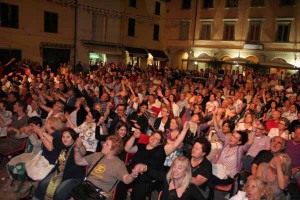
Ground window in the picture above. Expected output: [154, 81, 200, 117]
[128, 18, 135, 36]
[223, 22, 235, 40]
[247, 21, 262, 42]
[0, 48, 21, 64]
[179, 20, 190, 40]
[280, 0, 294, 6]
[226, 0, 238, 8]
[155, 2, 161, 15]
[0, 3, 18, 28]
[200, 23, 211, 40]
[203, 0, 213, 8]
[182, 0, 191, 9]
[251, 0, 264, 7]
[129, 0, 136, 7]
[153, 24, 159, 40]
[44, 12, 58, 33]
[275, 22, 291, 42]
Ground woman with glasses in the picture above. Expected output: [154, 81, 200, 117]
[268, 117, 290, 140]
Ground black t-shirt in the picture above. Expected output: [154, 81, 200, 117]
[252, 150, 274, 166]
[131, 144, 166, 169]
[130, 144, 166, 182]
[163, 184, 205, 200]
[62, 148, 85, 181]
[191, 157, 212, 191]
[42, 130, 63, 164]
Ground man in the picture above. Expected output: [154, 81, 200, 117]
[282, 103, 298, 123]
[251, 136, 286, 175]
[285, 126, 300, 189]
[242, 122, 270, 171]
[265, 110, 281, 132]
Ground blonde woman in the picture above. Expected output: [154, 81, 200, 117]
[256, 153, 292, 200]
[136, 156, 205, 200]
[230, 176, 273, 200]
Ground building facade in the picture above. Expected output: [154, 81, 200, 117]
[165, 0, 300, 75]
[0, 0, 169, 71]
[0, 0, 74, 71]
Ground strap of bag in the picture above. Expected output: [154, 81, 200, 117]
[85, 154, 117, 192]
[86, 155, 104, 178]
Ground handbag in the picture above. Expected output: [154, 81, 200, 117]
[73, 180, 107, 200]
[72, 155, 118, 200]
[25, 150, 54, 181]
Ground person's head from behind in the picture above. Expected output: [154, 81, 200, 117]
[243, 176, 273, 200]
[167, 156, 191, 189]
[115, 121, 129, 138]
[28, 116, 43, 128]
[45, 117, 64, 133]
[229, 130, 248, 147]
[62, 128, 78, 147]
[192, 137, 211, 159]
[102, 135, 124, 156]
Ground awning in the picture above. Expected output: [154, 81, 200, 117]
[147, 49, 169, 61]
[82, 40, 123, 55]
[40, 42, 73, 49]
[124, 46, 148, 58]
[260, 61, 297, 70]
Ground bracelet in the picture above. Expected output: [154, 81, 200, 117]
[74, 148, 80, 152]
[130, 173, 138, 179]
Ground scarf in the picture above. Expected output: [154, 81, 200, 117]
[45, 145, 73, 200]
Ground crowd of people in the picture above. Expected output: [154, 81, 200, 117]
[0, 58, 300, 200]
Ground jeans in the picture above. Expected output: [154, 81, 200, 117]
[33, 172, 82, 200]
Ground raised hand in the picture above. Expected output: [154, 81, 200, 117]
[133, 129, 141, 139]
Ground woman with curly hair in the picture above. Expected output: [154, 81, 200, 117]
[230, 175, 274, 200]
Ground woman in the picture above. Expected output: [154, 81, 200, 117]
[190, 138, 212, 199]
[6, 117, 43, 195]
[66, 109, 101, 154]
[263, 100, 278, 121]
[152, 107, 171, 132]
[74, 135, 141, 198]
[164, 117, 183, 168]
[234, 74, 245, 89]
[236, 113, 254, 132]
[97, 121, 130, 161]
[136, 156, 205, 200]
[33, 128, 86, 200]
[118, 122, 190, 200]
[268, 117, 290, 140]
[168, 94, 180, 117]
[127, 102, 149, 133]
[256, 153, 292, 200]
[31, 117, 65, 164]
[230, 176, 273, 200]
